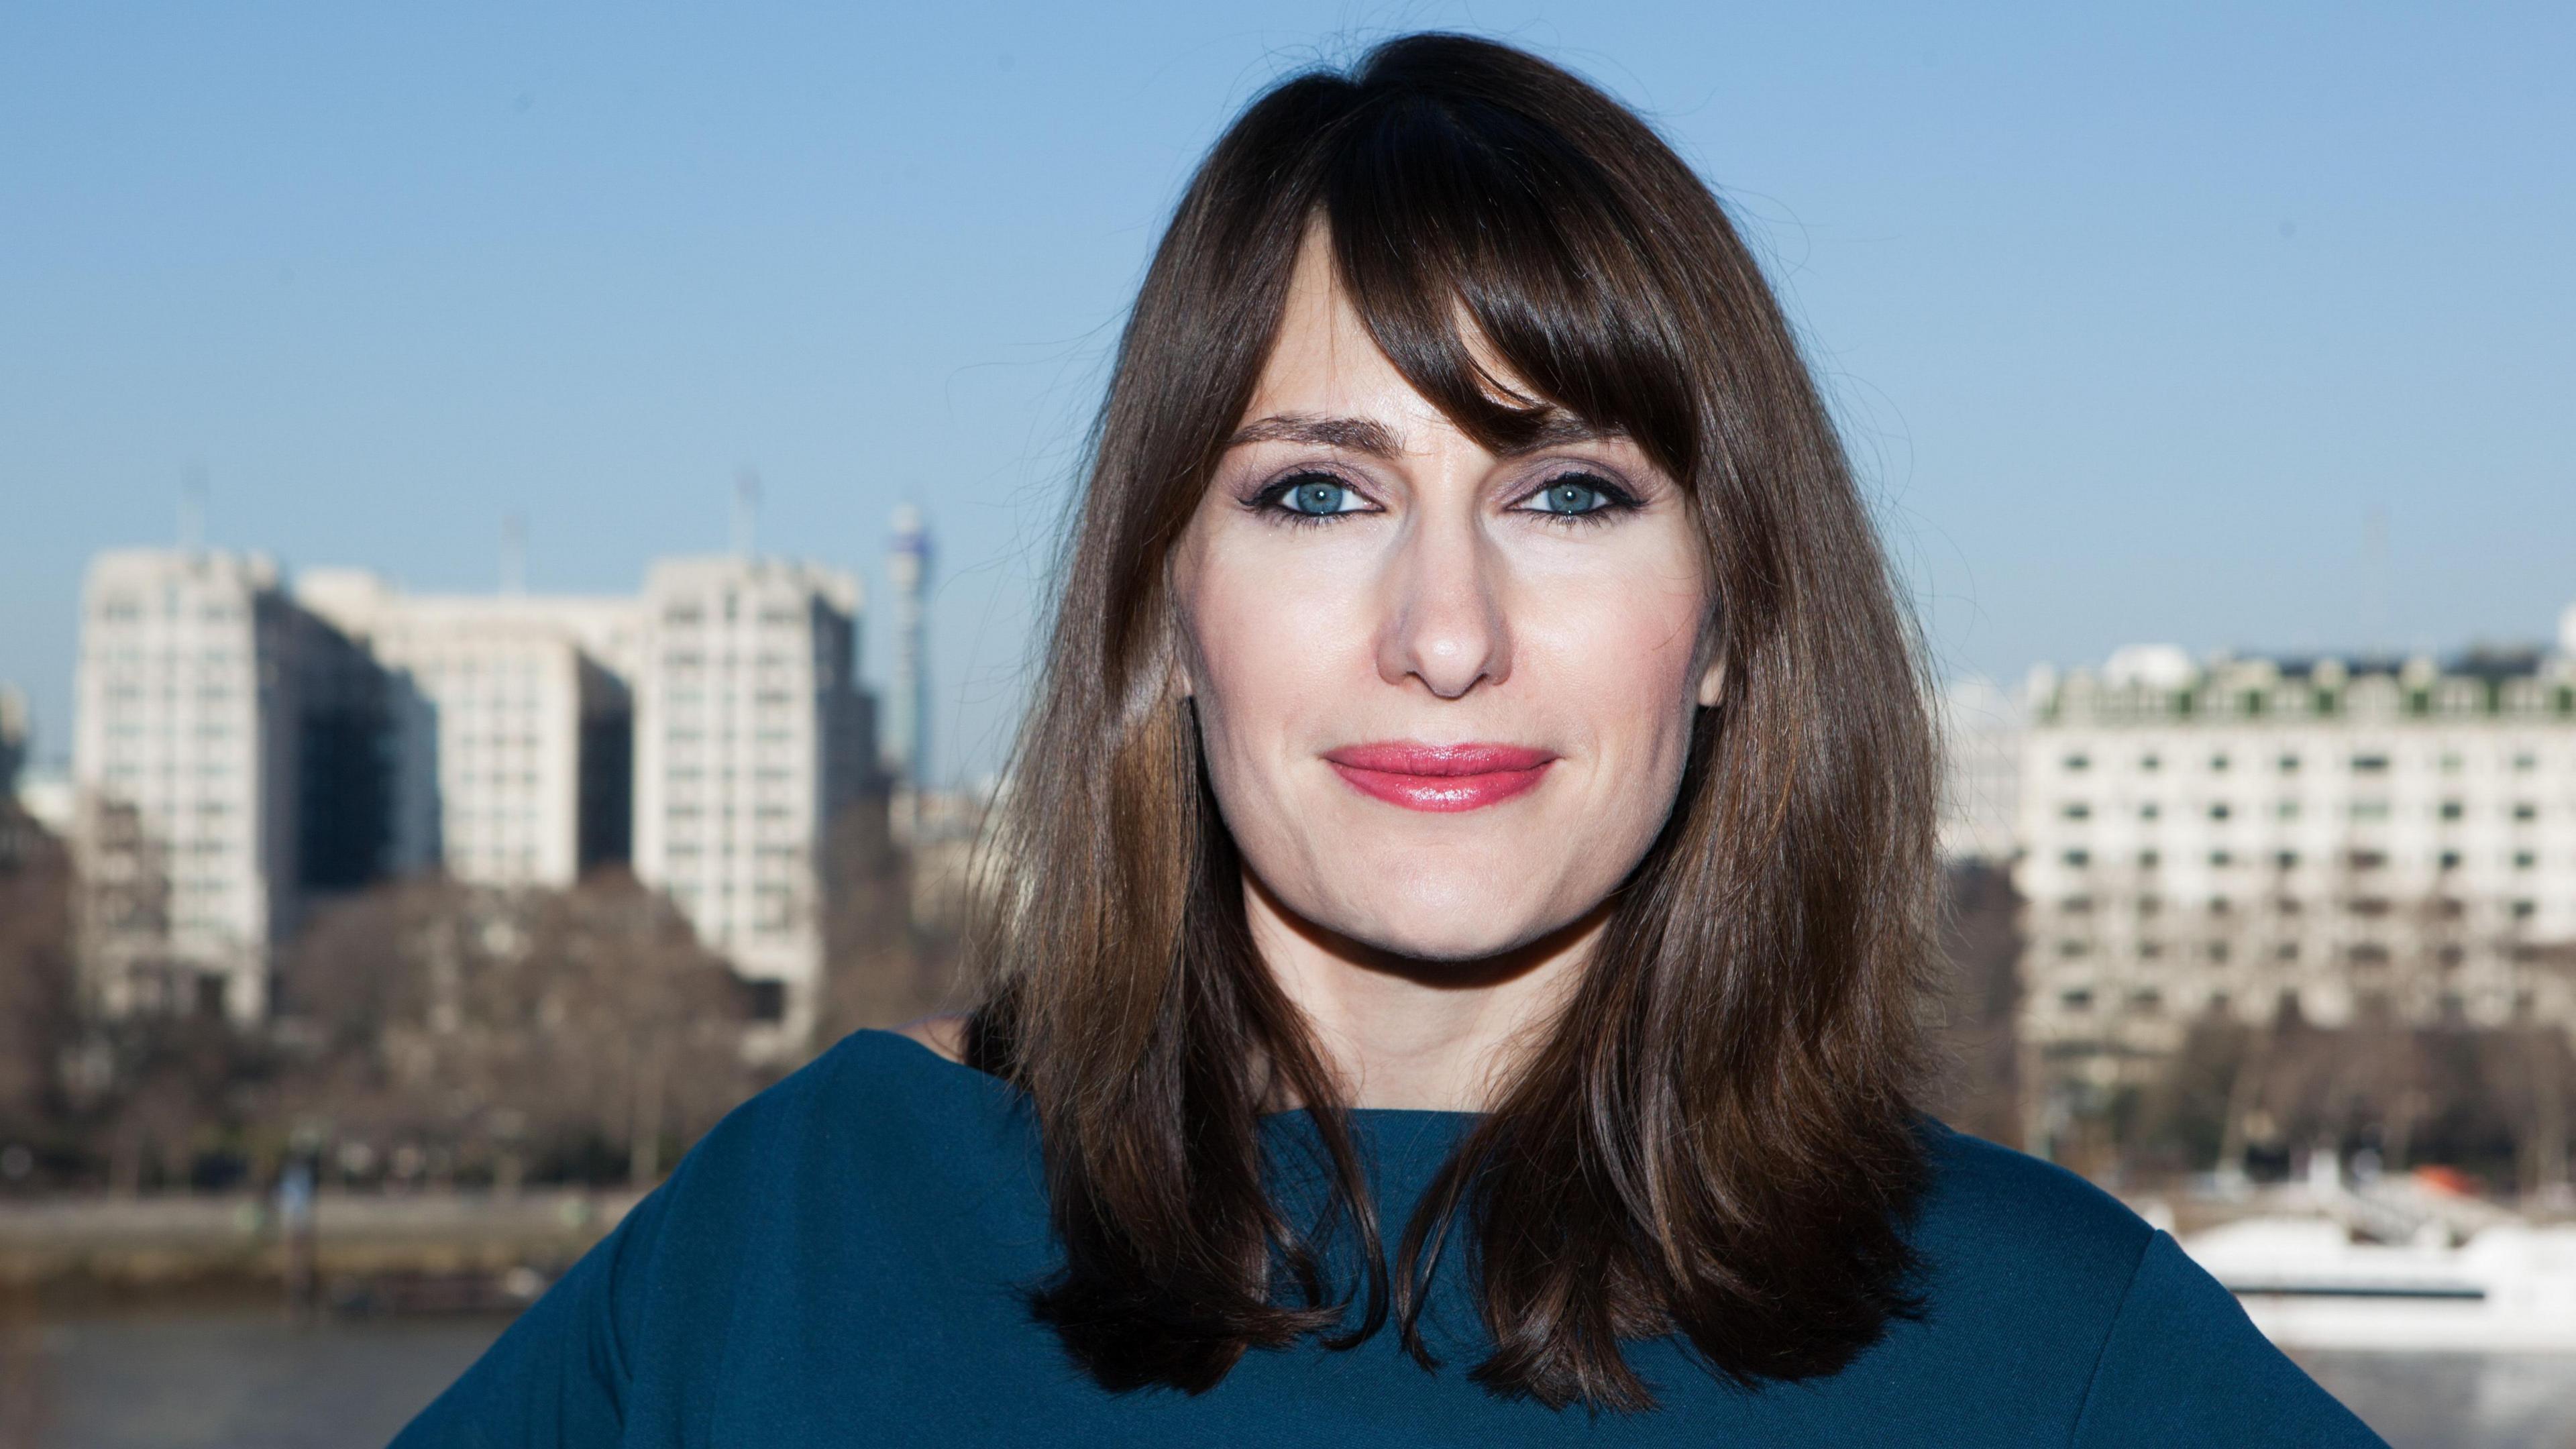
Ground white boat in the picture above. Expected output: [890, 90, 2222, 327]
[2180, 1216, 2576, 1353]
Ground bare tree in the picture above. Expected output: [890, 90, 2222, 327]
[0, 801, 76, 1143]
[818, 796, 956, 1042]
[276, 869, 753, 1188]
[1927, 860, 2023, 1146]
[515, 869, 751, 1185]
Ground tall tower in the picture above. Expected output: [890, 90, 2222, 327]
[884, 505, 932, 795]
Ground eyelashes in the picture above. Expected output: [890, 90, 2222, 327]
[1241, 468, 1644, 531]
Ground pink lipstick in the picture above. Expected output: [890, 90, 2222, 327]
[1322, 741, 1558, 813]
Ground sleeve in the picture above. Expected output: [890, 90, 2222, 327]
[386, 1181, 676, 1449]
[2069, 1230, 2389, 1448]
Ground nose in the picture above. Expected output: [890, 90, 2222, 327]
[1375, 507, 1511, 699]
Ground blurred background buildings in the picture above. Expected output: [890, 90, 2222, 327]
[56, 542, 884, 1053]
[1933, 602, 2576, 1197]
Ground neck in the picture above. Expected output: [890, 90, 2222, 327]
[1242, 869, 1601, 1112]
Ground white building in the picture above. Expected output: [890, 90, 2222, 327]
[68, 549, 305, 1021]
[2016, 639, 2576, 1092]
[631, 556, 875, 1047]
[295, 570, 643, 889]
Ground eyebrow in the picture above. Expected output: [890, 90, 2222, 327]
[1222, 411, 1619, 460]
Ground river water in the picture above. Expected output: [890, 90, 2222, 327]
[9, 1309, 2572, 1447]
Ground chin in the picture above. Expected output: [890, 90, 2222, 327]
[1326, 881, 1573, 963]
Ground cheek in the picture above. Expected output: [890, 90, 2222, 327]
[1524, 554, 1709, 747]
[1179, 541, 1365, 775]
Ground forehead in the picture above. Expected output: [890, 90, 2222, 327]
[1237, 226, 1572, 451]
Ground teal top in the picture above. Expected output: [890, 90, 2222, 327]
[394, 1028, 2385, 1446]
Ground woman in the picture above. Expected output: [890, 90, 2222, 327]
[398, 33, 2382, 1446]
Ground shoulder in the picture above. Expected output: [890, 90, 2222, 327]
[1904, 1124, 2384, 1446]
[1886, 1124, 2154, 1405]
[1912, 1120, 2155, 1280]
[600, 1026, 1034, 1299]
[892, 1012, 970, 1063]
[651, 1023, 1020, 1212]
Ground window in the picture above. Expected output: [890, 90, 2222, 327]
[2513, 802, 2538, 822]
[2347, 849, 2388, 871]
[2208, 850, 2233, 867]
[2205, 941, 2231, 962]
[2059, 989, 2094, 1012]
[2137, 849, 2160, 869]
[2139, 802, 2161, 821]
[2129, 989, 2163, 1014]
[2140, 753, 2161, 772]
[2277, 753, 2300, 773]
[2061, 802, 2092, 820]
[2063, 753, 2091, 773]
[2057, 938, 2090, 957]
[2061, 896, 2094, 914]
[2139, 940, 2165, 959]
[2273, 850, 2300, 870]
[2514, 752, 2538, 772]
[2208, 802, 2231, 820]
[2275, 800, 2300, 820]
[745, 978, 787, 1022]
[2274, 941, 2299, 961]
[2439, 849, 2461, 870]
[2210, 753, 2231, 772]
[2351, 753, 2390, 773]
[2440, 800, 2464, 822]
[2350, 800, 2391, 822]
[2512, 900, 2537, 920]
[2062, 849, 2091, 868]
[2515, 851, 2537, 870]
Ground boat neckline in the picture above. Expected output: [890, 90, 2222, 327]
[863, 1026, 1491, 1124]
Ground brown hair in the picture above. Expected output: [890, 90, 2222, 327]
[961, 31, 1940, 1411]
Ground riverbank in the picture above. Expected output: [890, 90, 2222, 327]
[0, 1189, 643, 1304]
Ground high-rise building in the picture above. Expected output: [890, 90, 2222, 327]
[66, 544, 882, 1052]
[632, 556, 875, 1048]
[883, 506, 932, 795]
[2015, 635, 2576, 1104]
[69, 549, 306, 1021]
[294, 570, 642, 889]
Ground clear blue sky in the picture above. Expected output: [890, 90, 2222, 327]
[5, 3, 2569, 785]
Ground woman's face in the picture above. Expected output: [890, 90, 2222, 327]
[1170, 231, 1721, 962]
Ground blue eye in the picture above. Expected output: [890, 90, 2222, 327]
[1525, 476, 1620, 516]
[1269, 474, 1365, 517]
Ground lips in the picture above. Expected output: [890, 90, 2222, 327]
[1321, 741, 1558, 813]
